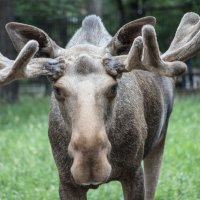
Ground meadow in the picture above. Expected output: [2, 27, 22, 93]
[0, 95, 200, 200]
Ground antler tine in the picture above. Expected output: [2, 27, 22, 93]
[10, 40, 39, 75]
[0, 40, 66, 86]
[142, 25, 161, 67]
[162, 12, 200, 62]
[0, 40, 38, 85]
[125, 36, 145, 71]
[141, 25, 186, 76]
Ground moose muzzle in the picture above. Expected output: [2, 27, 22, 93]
[68, 129, 111, 186]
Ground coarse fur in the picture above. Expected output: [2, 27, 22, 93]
[1, 13, 200, 200]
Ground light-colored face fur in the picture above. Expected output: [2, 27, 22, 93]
[53, 44, 117, 185]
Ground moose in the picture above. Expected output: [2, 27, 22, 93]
[1, 12, 200, 200]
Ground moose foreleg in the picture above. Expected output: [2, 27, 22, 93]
[143, 137, 166, 200]
[59, 182, 88, 200]
[121, 166, 144, 200]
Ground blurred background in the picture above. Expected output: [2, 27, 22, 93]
[0, 0, 200, 103]
[0, 1, 200, 200]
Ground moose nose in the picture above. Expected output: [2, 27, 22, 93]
[69, 146, 111, 186]
[70, 154, 111, 186]
[68, 128, 112, 186]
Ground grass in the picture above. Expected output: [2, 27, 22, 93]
[0, 95, 200, 200]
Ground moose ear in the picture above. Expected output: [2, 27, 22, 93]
[107, 16, 156, 55]
[6, 22, 64, 58]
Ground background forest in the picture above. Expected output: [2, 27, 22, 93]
[0, 0, 200, 102]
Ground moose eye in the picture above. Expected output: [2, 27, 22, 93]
[53, 86, 61, 96]
[106, 83, 118, 98]
[53, 86, 66, 101]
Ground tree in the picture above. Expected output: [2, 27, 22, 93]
[0, 0, 19, 103]
[85, 0, 102, 17]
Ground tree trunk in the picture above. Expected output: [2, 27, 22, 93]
[86, 0, 102, 17]
[0, 0, 19, 103]
[116, 0, 126, 26]
[129, 0, 146, 20]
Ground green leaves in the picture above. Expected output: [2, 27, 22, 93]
[15, 0, 84, 21]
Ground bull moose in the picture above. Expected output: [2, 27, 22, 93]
[1, 12, 200, 200]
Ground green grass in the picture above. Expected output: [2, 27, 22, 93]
[0, 95, 200, 200]
[156, 95, 200, 200]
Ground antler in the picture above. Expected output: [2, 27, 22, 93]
[161, 12, 200, 62]
[125, 25, 187, 76]
[127, 12, 200, 76]
[104, 12, 200, 77]
[104, 25, 186, 77]
[0, 40, 65, 85]
[126, 12, 200, 76]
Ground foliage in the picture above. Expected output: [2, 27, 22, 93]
[0, 94, 200, 199]
[15, 0, 84, 19]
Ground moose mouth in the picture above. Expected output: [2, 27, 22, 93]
[80, 180, 103, 188]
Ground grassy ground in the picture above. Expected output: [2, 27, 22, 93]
[0, 95, 200, 200]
